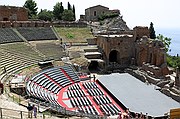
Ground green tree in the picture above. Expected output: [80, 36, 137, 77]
[149, 22, 156, 39]
[67, 2, 72, 10]
[72, 5, 76, 20]
[157, 34, 171, 52]
[24, 0, 38, 19]
[53, 2, 64, 20]
[62, 9, 74, 21]
[38, 9, 53, 21]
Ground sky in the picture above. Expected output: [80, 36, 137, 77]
[1, 0, 180, 29]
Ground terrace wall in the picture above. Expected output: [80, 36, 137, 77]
[0, 21, 87, 28]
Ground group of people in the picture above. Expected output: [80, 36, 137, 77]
[117, 109, 149, 119]
[27, 104, 37, 118]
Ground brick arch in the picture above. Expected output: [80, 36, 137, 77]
[109, 49, 120, 63]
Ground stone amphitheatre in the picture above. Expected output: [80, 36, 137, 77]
[0, 5, 179, 119]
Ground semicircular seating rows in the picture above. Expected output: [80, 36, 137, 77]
[26, 65, 122, 116]
[26, 65, 80, 106]
[67, 82, 121, 116]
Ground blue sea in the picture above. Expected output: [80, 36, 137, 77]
[156, 28, 180, 56]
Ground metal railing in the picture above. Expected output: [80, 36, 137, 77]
[0, 107, 32, 119]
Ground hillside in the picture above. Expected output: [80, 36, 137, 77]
[89, 16, 130, 35]
[55, 27, 94, 43]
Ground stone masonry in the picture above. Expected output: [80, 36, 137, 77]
[0, 6, 28, 21]
[95, 26, 169, 77]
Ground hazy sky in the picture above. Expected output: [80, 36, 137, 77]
[1, 0, 180, 29]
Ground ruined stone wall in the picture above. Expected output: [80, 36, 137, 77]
[0, 21, 11, 28]
[136, 36, 169, 77]
[96, 26, 169, 77]
[133, 26, 149, 40]
[53, 21, 87, 27]
[97, 35, 134, 65]
[175, 68, 180, 88]
[0, 21, 87, 28]
[0, 6, 28, 21]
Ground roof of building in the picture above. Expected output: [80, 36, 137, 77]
[98, 73, 180, 117]
[85, 5, 109, 10]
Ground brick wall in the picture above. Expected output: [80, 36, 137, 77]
[0, 6, 28, 21]
[96, 26, 169, 77]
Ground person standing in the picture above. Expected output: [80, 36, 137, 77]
[117, 112, 122, 119]
[27, 103, 33, 118]
[33, 105, 37, 118]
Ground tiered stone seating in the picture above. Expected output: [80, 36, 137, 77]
[0, 43, 43, 79]
[17, 27, 58, 41]
[36, 43, 65, 60]
[26, 65, 80, 106]
[0, 28, 23, 43]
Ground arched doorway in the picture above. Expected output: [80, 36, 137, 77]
[109, 50, 119, 62]
[88, 61, 99, 71]
[3, 18, 8, 21]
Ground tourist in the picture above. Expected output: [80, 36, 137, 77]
[139, 112, 144, 119]
[27, 103, 33, 118]
[33, 105, 37, 118]
[145, 113, 148, 119]
[135, 113, 139, 119]
[93, 74, 96, 82]
[125, 108, 132, 119]
[117, 112, 122, 119]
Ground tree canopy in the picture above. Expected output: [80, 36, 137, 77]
[24, 0, 38, 19]
[149, 22, 156, 39]
[156, 34, 171, 53]
[167, 54, 180, 68]
[67, 2, 72, 10]
[53, 2, 64, 20]
[38, 9, 53, 21]
[62, 9, 74, 21]
[72, 5, 76, 20]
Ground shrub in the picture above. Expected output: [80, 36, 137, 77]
[66, 33, 75, 39]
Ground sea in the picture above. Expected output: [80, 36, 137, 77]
[156, 28, 180, 56]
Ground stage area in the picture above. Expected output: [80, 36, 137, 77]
[98, 73, 180, 117]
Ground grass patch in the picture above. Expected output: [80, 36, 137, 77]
[55, 27, 94, 43]
[65, 33, 75, 39]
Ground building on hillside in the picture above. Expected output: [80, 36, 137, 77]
[81, 5, 120, 21]
[0, 5, 28, 21]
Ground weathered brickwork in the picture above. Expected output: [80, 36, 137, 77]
[0, 6, 28, 21]
[96, 26, 169, 77]
[97, 35, 134, 65]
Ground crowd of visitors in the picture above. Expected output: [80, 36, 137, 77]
[117, 108, 149, 119]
